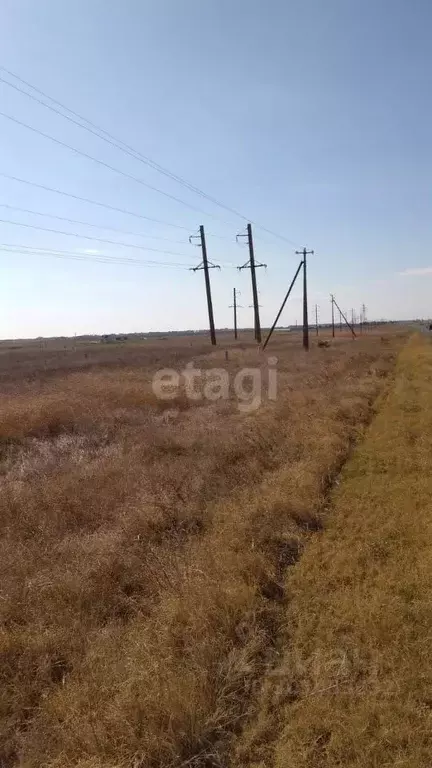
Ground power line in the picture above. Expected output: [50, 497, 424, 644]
[0, 203, 188, 244]
[0, 243, 192, 267]
[0, 172, 191, 230]
[0, 173, 240, 244]
[0, 71, 240, 215]
[0, 109, 232, 223]
[0, 66, 300, 246]
[0, 73, 232, 210]
[0, 214, 238, 266]
[0, 218, 193, 258]
[0, 243, 193, 268]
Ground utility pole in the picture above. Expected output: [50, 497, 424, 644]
[339, 309, 342, 332]
[315, 304, 319, 336]
[295, 248, 314, 350]
[361, 303, 367, 333]
[190, 225, 220, 346]
[237, 223, 266, 344]
[229, 288, 242, 340]
[248, 299, 263, 336]
[331, 294, 335, 338]
[351, 308, 356, 328]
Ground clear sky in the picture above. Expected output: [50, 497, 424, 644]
[0, 0, 431, 338]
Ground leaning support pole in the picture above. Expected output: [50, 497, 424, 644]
[263, 260, 303, 350]
[332, 295, 357, 338]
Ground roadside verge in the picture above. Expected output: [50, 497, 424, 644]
[237, 334, 432, 767]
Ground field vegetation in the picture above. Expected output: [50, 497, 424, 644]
[236, 333, 432, 768]
[0, 329, 404, 767]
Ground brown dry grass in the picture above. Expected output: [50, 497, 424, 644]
[0, 330, 404, 767]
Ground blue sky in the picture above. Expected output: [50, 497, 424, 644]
[0, 0, 431, 337]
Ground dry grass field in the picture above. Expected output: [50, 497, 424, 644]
[0, 328, 406, 767]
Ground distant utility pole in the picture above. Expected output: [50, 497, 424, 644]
[237, 223, 266, 344]
[229, 288, 242, 340]
[315, 304, 319, 336]
[351, 308, 356, 328]
[361, 303, 367, 333]
[339, 309, 342, 332]
[295, 247, 314, 350]
[190, 225, 220, 346]
[331, 294, 335, 338]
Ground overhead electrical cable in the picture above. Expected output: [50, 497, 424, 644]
[0, 67, 300, 246]
[0, 203, 189, 243]
[0, 172, 193, 230]
[0, 217, 193, 258]
[0, 108, 232, 223]
[0, 243, 193, 268]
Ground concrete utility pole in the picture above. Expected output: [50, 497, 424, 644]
[190, 225, 220, 346]
[296, 247, 314, 350]
[237, 224, 266, 344]
[315, 304, 319, 336]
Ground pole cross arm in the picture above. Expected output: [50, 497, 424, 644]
[238, 260, 267, 270]
[189, 233, 202, 246]
[191, 261, 220, 271]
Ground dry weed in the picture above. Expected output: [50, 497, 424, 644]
[0, 331, 403, 767]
